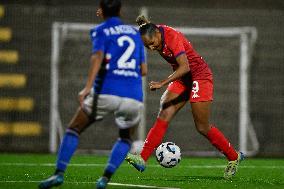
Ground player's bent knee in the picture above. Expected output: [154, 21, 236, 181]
[68, 108, 93, 134]
[195, 124, 210, 135]
[119, 128, 133, 144]
[158, 107, 175, 121]
[65, 128, 80, 137]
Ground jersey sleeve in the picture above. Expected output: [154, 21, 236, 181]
[166, 30, 186, 58]
[90, 28, 106, 54]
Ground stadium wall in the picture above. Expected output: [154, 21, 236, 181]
[0, 1, 283, 156]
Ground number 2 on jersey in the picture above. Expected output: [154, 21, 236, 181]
[117, 36, 136, 69]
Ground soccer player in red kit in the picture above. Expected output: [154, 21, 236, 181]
[126, 15, 244, 179]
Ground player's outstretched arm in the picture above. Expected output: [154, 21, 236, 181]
[149, 53, 190, 90]
[164, 53, 190, 84]
[78, 51, 104, 106]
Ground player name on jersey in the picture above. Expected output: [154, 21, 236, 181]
[102, 25, 137, 36]
[91, 17, 145, 102]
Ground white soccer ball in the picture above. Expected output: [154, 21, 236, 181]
[155, 142, 181, 168]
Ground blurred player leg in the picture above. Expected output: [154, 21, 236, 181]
[97, 97, 142, 187]
[56, 108, 92, 173]
[97, 129, 132, 188]
[38, 108, 93, 189]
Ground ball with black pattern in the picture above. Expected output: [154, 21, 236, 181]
[155, 142, 181, 168]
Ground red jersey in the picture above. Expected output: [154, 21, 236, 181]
[158, 25, 212, 81]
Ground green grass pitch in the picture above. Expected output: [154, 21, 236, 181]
[0, 154, 283, 189]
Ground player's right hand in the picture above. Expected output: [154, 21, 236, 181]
[78, 87, 90, 107]
[149, 81, 163, 91]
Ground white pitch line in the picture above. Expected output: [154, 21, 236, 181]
[0, 180, 180, 189]
[0, 163, 284, 169]
[108, 182, 180, 189]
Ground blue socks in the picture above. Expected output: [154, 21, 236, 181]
[55, 129, 130, 180]
[104, 139, 131, 177]
[56, 129, 79, 172]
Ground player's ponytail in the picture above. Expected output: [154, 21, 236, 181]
[136, 15, 158, 37]
[136, 15, 150, 27]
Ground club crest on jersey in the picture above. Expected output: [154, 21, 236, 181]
[192, 81, 200, 98]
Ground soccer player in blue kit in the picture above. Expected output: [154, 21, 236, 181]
[38, 0, 147, 188]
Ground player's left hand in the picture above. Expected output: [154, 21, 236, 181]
[149, 81, 164, 90]
[78, 87, 91, 107]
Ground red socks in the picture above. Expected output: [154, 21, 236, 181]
[140, 118, 168, 161]
[207, 126, 238, 161]
[140, 120, 237, 162]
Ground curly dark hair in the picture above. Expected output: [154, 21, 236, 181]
[100, 0, 121, 18]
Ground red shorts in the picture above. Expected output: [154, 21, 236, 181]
[167, 78, 213, 102]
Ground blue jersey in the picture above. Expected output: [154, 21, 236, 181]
[90, 17, 145, 102]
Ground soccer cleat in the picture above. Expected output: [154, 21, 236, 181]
[38, 174, 64, 189]
[224, 152, 245, 179]
[96, 176, 109, 189]
[125, 153, 146, 172]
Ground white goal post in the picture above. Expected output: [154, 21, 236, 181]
[50, 10, 259, 156]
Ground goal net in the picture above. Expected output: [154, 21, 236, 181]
[50, 22, 259, 157]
